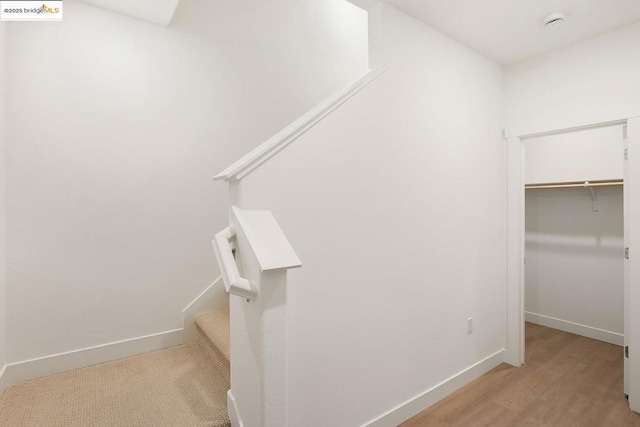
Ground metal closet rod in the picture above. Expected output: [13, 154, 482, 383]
[525, 180, 624, 190]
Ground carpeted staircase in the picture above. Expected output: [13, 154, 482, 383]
[195, 309, 232, 427]
[0, 310, 233, 427]
[195, 311, 231, 427]
[196, 310, 231, 386]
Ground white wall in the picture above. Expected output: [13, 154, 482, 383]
[0, 22, 7, 388]
[525, 187, 624, 343]
[505, 21, 640, 136]
[524, 125, 624, 185]
[237, 4, 505, 425]
[5, 0, 367, 364]
[172, 0, 370, 107]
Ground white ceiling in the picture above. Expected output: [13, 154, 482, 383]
[380, 0, 640, 64]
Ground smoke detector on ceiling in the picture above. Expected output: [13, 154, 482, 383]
[544, 12, 566, 27]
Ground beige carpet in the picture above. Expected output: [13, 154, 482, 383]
[0, 343, 230, 427]
[196, 312, 230, 363]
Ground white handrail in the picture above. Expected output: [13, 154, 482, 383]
[212, 227, 257, 300]
[214, 61, 390, 182]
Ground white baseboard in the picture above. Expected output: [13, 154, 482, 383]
[1, 277, 229, 389]
[363, 349, 506, 427]
[525, 311, 623, 346]
[227, 390, 244, 427]
[3, 328, 183, 386]
[0, 364, 7, 396]
[182, 276, 227, 343]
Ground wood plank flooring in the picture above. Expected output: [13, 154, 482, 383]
[401, 322, 640, 426]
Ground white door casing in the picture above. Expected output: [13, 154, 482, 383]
[507, 119, 635, 408]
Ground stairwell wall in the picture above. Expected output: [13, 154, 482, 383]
[4, 0, 367, 366]
[237, 4, 506, 426]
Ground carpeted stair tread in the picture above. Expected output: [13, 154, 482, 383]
[195, 310, 230, 363]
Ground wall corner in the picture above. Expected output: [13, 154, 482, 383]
[367, 3, 385, 69]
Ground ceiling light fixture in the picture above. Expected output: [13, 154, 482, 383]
[544, 12, 566, 27]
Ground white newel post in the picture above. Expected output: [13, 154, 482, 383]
[222, 206, 301, 427]
[258, 271, 288, 426]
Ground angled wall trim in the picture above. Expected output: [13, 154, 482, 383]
[182, 277, 228, 343]
[214, 62, 390, 182]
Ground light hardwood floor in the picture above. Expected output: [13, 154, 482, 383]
[401, 322, 640, 426]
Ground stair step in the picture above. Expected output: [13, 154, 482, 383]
[196, 311, 230, 362]
[196, 310, 230, 383]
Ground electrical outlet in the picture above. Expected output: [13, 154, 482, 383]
[467, 317, 473, 334]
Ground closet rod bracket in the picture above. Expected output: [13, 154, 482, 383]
[584, 182, 599, 212]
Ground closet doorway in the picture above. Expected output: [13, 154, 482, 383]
[523, 124, 627, 393]
[506, 118, 640, 411]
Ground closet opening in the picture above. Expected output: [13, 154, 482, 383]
[522, 123, 628, 400]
